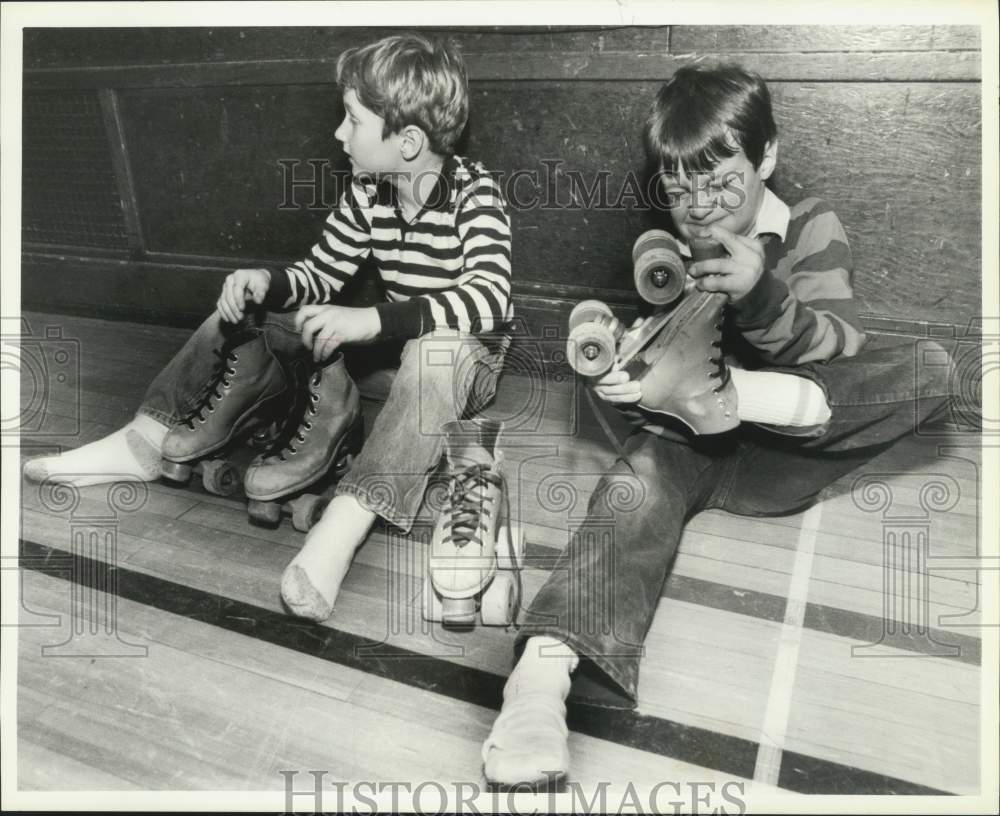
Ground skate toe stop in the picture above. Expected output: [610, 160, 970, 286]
[280, 564, 335, 622]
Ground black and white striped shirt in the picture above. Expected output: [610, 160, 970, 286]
[266, 155, 512, 338]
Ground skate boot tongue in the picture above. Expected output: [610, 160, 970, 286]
[441, 418, 502, 468]
[224, 324, 262, 351]
[447, 441, 495, 469]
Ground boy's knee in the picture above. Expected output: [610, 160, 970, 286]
[399, 332, 479, 394]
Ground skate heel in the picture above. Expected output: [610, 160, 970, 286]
[160, 456, 242, 496]
[160, 459, 193, 483]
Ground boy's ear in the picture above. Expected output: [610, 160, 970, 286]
[398, 125, 428, 161]
[759, 140, 778, 181]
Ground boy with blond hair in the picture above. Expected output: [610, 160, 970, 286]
[27, 34, 513, 620]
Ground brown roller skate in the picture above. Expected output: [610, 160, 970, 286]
[244, 352, 363, 532]
[160, 327, 288, 495]
[567, 234, 738, 435]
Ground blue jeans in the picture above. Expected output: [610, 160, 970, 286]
[515, 340, 956, 707]
[137, 309, 498, 532]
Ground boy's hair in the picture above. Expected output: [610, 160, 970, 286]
[336, 34, 469, 156]
[644, 63, 777, 173]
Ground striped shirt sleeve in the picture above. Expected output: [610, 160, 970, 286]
[419, 175, 512, 334]
[265, 178, 373, 308]
[730, 200, 866, 365]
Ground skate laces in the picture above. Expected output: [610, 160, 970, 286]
[708, 313, 729, 393]
[444, 460, 524, 618]
[184, 347, 239, 428]
[444, 463, 502, 550]
[272, 371, 321, 462]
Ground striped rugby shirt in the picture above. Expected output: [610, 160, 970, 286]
[265, 155, 512, 339]
[725, 191, 866, 365]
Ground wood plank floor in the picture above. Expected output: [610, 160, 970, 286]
[12, 311, 987, 797]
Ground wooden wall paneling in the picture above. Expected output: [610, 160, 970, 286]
[669, 25, 981, 54]
[21, 27, 673, 70]
[20, 89, 133, 252]
[23, 26, 981, 73]
[97, 89, 145, 257]
[116, 84, 344, 259]
[762, 82, 981, 325]
[24, 50, 981, 90]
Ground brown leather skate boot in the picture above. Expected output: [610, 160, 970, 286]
[627, 289, 739, 435]
[162, 328, 287, 464]
[243, 352, 363, 502]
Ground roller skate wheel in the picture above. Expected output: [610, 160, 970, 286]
[635, 263, 684, 305]
[248, 423, 279, 451]
[160, 459, 193, 483]
[568, 322, 616, 378]
[201, 459, 240, 497]
[441, 596, 477, 628]
[480, 572, 516, 626]
[496, 525, 524, 570]
[568, 299, 614, 332]
[289, 494, 327, 532]
[248, 499, 282, 527]
[633, 231, 686, 305]
[422, 578, 445, 623]
[333, 452, 355, 480]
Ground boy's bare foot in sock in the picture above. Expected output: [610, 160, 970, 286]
[483, 636, 579, 787]
[23, 414, 169, 487]
[280, 494, 377, 621]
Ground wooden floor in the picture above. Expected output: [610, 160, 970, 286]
[13, 311, 985, 796]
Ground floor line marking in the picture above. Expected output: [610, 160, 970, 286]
[18, 536, 951, 795]
[753, 502, 822, 786]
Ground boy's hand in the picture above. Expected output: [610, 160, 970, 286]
[687, 224, 765, 302]
[295, 305, 382, 362]
[218, 268, 271, 323]
[593, 364, 642, 405]
[625, 315, 647, 340]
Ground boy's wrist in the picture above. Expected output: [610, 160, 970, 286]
[374, 299, 428, 339]
[262, 268, 292, 308]
[730, 268, 786, 328]
[365, 306, 382, 341]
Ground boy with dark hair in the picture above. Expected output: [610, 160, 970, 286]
[481, 63, 952, 786]
[26, 34, 513, 622]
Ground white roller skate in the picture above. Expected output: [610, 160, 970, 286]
[424, 419, 524, 628]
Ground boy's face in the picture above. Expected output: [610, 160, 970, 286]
[334, 89, 402, 176]
[659, 143, 775, 242]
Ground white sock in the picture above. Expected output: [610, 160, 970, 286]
[482, 636, 579, 786]
[730, 368, 831, 428]
[280, 494, 376, 621]
[23, 414, 169, 487]
[505, 636, 579, 700]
